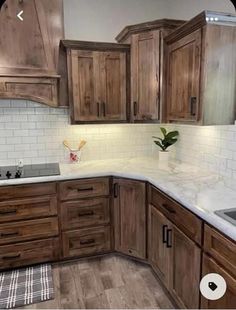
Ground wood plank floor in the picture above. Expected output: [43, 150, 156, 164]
[22, 254, 174, 309]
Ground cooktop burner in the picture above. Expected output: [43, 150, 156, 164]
[0, 163, 60, 180]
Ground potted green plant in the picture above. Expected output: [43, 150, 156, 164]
[153, 127, 179, 161]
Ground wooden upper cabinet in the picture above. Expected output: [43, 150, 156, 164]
[0, 0, 65, 107]
[116, 19, 185, 123]
[165, 11, 236, 125]
[113, 178, 146, 259]
[62, 41, 130, 124]
[167, 30, 201, 122]
[131, 31, 160, 122]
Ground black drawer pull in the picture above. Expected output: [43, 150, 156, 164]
[69, 187, 94, 192]
[162, 203, 176, 214]
[2, 253, 21, 260]
[78, 211, 94, 217]
[162, 225, 168, 244]
[0, 209, 17, 215]
[114, 183, 119, 198]
[166, 229, 172, 248]
[133, 101, 138, 116]
[0, 231, 19, 238]
[80, 238, 95, 245]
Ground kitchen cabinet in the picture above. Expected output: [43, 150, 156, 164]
[165, 11, 236, 125]
[116, 19, 185, 123]
[59, 178, 112, 259]
[62, 41, 130, 124]
[113, 178, 146, 259]
[148, 185, 201, 309]
[0, 0, 66, 107]
[201, 254, 236, 309]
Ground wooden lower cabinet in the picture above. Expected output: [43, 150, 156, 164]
[148, 204, 201, 309]
[201, 254, 236, 309]
[148, 205, 172, 287]
[62, 226, 111, 258]
[113, 178, 146, 259]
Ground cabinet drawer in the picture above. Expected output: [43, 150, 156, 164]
[61, 198, 110, 230]
[0, 238, 59, 270]
[204, 224, 236, 278]
[59, 178, 109, 201]
[62, 226, 111, 258]
[0, 183, 56, 201]
[0, 217, 58, 245]
[0, 196, 57, 223]
[149, 185, 202, 244]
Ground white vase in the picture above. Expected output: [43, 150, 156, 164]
[159, 151, 169, 162]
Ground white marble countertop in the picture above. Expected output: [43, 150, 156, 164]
[0, 157, 236, 242]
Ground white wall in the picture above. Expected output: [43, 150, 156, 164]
[63, 0, 235, 42]
[165, 0, 235, 20]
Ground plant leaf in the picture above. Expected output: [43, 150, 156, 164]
[160, 127, 167, 137]
[154, 141, 165, 151]
[165, 131, 179, 140]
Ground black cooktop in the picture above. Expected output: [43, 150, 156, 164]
[0, 163, 60, 180]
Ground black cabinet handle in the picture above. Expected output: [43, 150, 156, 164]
[166, 229, 172, 248]
[0, 209, 17, 215]
[190, 97, 197, 116]
[0, 231, 19, 238]
[97, 102, 100, 117]
[162, 203, 176, 214]
[80, 239, 95, 245]
[2, 253, 21, 260]
[102, 102, 106, 117]
[114, 183, 119, 198]
[78, 211, 94, 217]
[69, 187, 94, 192]
[133, 101, 138, 116]
[162, 225, 168, 244]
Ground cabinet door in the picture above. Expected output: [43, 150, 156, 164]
[167, 29, 201, 122]
[70, 50, 101, 122]
[171, 225, 201, 309]
[148, 205, 172, 288]
[113, 179, 146, 259]
[131, 30, 160, 122]
[100, 52, 127, 121]
[201, 254, 236, 309]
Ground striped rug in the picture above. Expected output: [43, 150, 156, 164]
[0, 264, 54, 309]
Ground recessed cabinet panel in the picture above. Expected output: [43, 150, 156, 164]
[167, 30, 201, 122]
[132, 31, 160, 121]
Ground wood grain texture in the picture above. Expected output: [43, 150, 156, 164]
[149, 185, 202, 244]
[0, 182, 56, 201]
[60, 198, 110, 230]
[0, 195, 57, 223]
[0, 217, 58, 245]
[148, 205, 172, 288]
[62, 226, 111, 259]
[21, 255, 175, 309]
[0, 238, 59, 271]
[115, 19, 185, 43]
[113, 179, 146, 259]
[171, 225, 201, 309]
[65, 41, 130, 124]
[201, 254, 236, 309]
[204, 224, 236, 278]
[0, 0, 64, 107]
[131, 30, 160, 122]
[59, 178, 110, 201]
[166, 29, 201, 122]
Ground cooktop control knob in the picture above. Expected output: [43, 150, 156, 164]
[15, 170, 22, 178]
[6, 171, 12, 179]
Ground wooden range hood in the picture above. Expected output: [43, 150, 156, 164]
[0, 0, 68, 107]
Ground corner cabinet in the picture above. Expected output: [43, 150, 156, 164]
[116, 19, 185, 123]
[113, 179, 146, 259]
[165, 11, 236, 125]
[62, 41, 130, 124]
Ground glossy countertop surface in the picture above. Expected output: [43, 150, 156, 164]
[0, 157, 235, 241]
